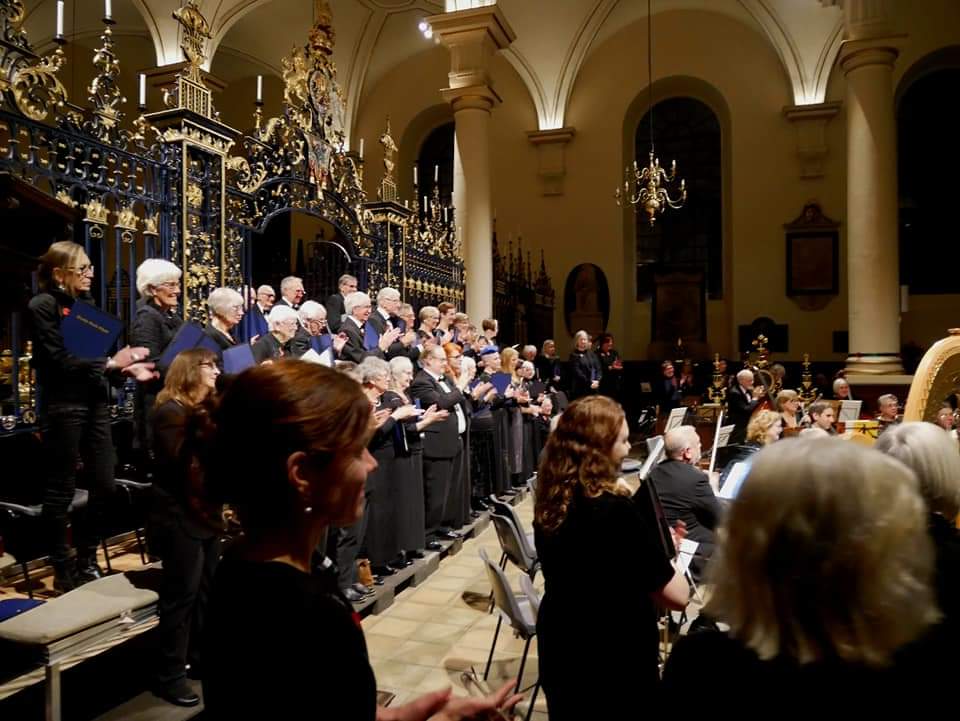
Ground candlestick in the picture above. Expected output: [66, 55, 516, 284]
[104, 0, 112, 20]
[138, 73, 146, 109]
[55, 0, 64, 40]
[434, 165, 439, 183]
[359, 138, 364, 160]
[256, 75, 263, 104]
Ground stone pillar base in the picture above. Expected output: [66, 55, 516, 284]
[845, 353, 904, 375]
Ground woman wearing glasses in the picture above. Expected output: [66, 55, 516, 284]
[28, 240, 155, 591]
[148, 347, 222, 707]
[131, 259, 184, 464]
[203, 287, 244, 353]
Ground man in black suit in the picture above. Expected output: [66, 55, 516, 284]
[727, 368, 763, 444]
[409, 346, 468, 546]
[337, 291, 400, 364]
[644, 426, 722, 580]
[369, 287, 419, 361]
[324, 273, 357, 333]
[237, 284, 274, 343]
[276, 276, 304, 311]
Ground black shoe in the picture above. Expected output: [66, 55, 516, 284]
[372, 565, 397, 576]
[75, 560, 103, 585]
[426, 541, 443, 551]
[472, 499, 491, 511]
[351, 583, 374, 596]
[406, 550, 426, 560]
[373, 576, 385, 585]
[437, 530, 462, 540]
[388, 557, 413, 570]
[343, 587, 365, 603]
[153, 680, 200, 708]
[470, 511, 482, 519]
[52, 562, 78, 594]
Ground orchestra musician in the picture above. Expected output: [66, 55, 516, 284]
[776, 389, 802, 431]
[876, 393, 901, 435]
[727, 369, 765, 444]
[806, 400, 838, 435]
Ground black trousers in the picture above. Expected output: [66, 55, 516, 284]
[40, 401, 115, 565]
[441, 436, 468, 530]
[147, 505, 219, 686]
[424, 440, 462, 538]
[336, 490, 370, 588]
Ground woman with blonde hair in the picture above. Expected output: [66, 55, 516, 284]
[663, 438, 939, 707]
[535, 396, 687, 719]
[746, 409, 783, 446]
[776, 389, 801, 429]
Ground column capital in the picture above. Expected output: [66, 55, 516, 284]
[527, 127, 576, 196]
[428, 5, 515, 91]
[441, 85, 501, 113]
[782, 102, 841, 179]
[838, 35, 904, 74]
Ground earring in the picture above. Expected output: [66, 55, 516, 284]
[304, 505, 313, 514]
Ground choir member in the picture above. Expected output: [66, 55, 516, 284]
[276, 275, 304, 310]
[204, 288, 244, 353]
[338, 291, 400, 364]
[324, 273, 357, 333]
[149, 348, 221, 708]
[236, 284, 274, 342]
[251, 303, 297, 363]
[568, 329, 602, 400]
[289, 300, 329, 358]
[29, 241, 155, 591]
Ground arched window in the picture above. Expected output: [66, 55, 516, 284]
[635, 97, 722, 300]
[416, 122, 454, 209]
[898, 67, 960, 293]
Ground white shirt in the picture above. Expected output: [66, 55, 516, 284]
[377, 307, 393, 330]
[348, 315, 364, 329]
[429, 369, 467, 435]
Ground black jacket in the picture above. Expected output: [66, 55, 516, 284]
[203, 324, 237, 354]
[28, 289, 113, 405]
[252, 332, 287, 364]
[646, 459, 722, 548]
[408, 370, 465, 458]
[338, 318, 383, 364]
[568, 350, 602, 400]
[288, 326, 313, 358]
[130, 300, 183, 393]
[325, 293, 345, 333]
[726, 384, 759, 444]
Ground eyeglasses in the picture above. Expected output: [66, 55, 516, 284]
[157, 281, 181, 290]
[228, 304, 244, 312]
[66, 264, 95, 276]
[198, 361, 219, 370]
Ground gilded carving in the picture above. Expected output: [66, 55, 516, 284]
[84, 197, 110, 225]
[11, 46, 67, 122]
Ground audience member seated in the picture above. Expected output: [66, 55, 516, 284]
[662, 438, 940, 711]
[148, 348, 222, 708]
[200, 362, 520, 721]
[875, 423, 960, 661]
[644, 426, 722, 580]
[805, 400, 837, 434]
[534, 396, 687, 720]
[250, 304, 295, 363]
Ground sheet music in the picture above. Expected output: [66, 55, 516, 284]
[718, 461, 752, 500]
[664, 407, 687, 432]
[674, 539, 700, 575]
[300, 348, 334, 367]
[839, 400, 862, 422]
[716, 425, 735, 448]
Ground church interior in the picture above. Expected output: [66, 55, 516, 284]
[1, 0, 959, 718]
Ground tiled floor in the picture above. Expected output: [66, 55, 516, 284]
[363, 494, 548, 719]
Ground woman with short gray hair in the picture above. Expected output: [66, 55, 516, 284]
[204, 287, 244, 352]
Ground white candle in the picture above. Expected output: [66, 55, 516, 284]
[56, 0, 64, 38]
[413, 166, 418, 185]
[256, 75, 263, 103]
[138, 73, 146, 107]
[359, 138, 364, 160]
[434, 165, 439, 182]
[104, 0, 111, 19]
[423, 196, 427, 213]
[443, 207, 448, 222]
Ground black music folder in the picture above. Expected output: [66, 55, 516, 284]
[61, 301, 123, 359]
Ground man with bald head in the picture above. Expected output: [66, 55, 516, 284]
[642, 425, 722, 579]
[727, 368, 765, 444]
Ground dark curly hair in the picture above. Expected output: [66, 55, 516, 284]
[534, 395, 628, 534]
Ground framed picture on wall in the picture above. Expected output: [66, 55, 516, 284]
[784, 203, 840, 296]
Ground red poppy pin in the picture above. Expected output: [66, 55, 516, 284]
[62, 307, 71, 317]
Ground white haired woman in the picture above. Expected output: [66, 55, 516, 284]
[252, 303, 298, 363]
[876, 422, 960, 667]
[384, 355, 448, 567]
[131, 258, 184, 461]
[204, 287, 243, 352]
[663, 438, 940, 709]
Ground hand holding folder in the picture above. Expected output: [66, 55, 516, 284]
[61, 301, 123, 358]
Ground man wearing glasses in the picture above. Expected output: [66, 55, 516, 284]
[238, 284, 275, 342]
[290, 300, 331, 358]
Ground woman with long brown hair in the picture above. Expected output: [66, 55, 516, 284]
[534, 396, 688, 719]
[28, 240, 154, 591]
[199, 362, 520, 721]
[148, 347, 221, 707]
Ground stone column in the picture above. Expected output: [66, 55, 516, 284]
[839, 1, 905, 374]
[429, 6, 515, 319]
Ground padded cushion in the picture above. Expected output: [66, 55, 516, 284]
[0, 573, 158, 646]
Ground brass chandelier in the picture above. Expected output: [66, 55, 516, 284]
[615, 0, 687, 226]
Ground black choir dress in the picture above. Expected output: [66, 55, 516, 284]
[535, 490, 674, 720]
[382, 390, 427, 553]
[568, 349, 602, 401]
[361, 398, 398, 569]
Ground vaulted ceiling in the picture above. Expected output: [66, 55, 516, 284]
[22, 0, 845, 135]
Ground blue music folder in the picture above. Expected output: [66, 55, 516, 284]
[61, 301, 123, 359]
[489, 372, 512, 395]
[222, 344, 256, 374]
[364, 323, 380, 351]
[159, 323, 220, 369]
